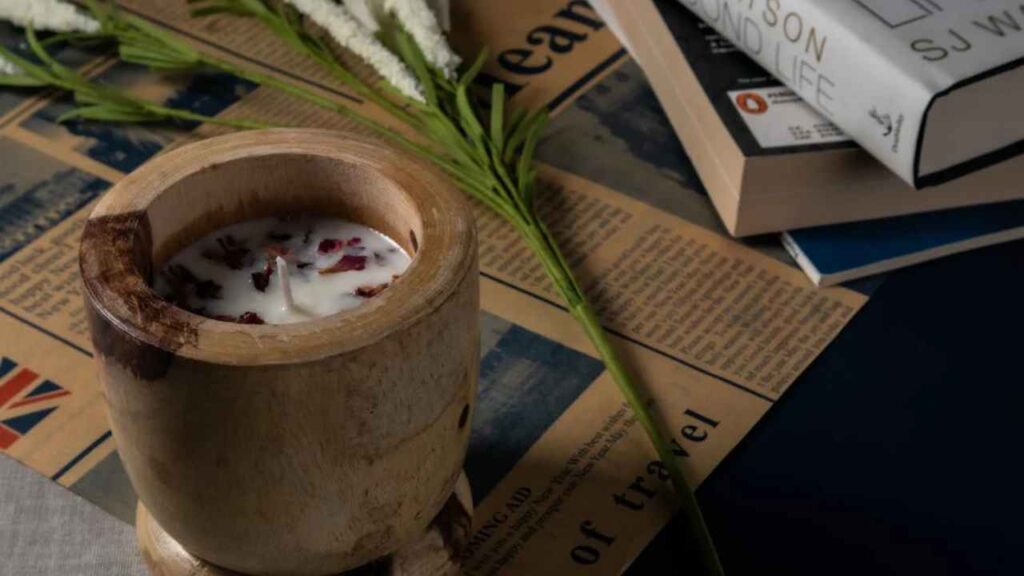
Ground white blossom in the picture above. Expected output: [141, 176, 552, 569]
[286, 0, 424, 102]
[382, 0, 460, 78]
[342, 0, 380, 33]
[0, 53, 21, 75]
[425, 0, 450, 32]
[0, 0, 100, 34]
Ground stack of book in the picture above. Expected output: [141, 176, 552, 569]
[592, 0, 1024, 285]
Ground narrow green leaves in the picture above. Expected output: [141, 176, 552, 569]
[57, 104, 161, 123]
[459, 49, 489, 88]
[0, 24, 266, 130]
[504, 108, 546, 164]
[489, 83, 505, 151]
[0, 44, 54, 87]
[86, 2, 201, 71]
[0, 74, 48, 87]
[454, 84, 485, 151]
[516, 108, 547, 200]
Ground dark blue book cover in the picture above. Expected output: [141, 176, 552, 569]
[783, 200, 1024, 285]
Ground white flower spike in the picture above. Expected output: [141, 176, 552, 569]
[0, 0, 100, 34]
[285, 0, 425, 102]
[382, 0, 460, 78]
[342, 0, 380, 33]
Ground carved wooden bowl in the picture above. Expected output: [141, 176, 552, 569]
[79, 129, 479, 576]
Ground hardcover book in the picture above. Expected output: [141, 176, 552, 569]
[782, 199, 1024, 286]
[674, 0, 1024, 188]
[592, 0, 1024, 236]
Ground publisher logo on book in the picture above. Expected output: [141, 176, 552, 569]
[869, 107, 905, 154]
[735, 92, 769, 115]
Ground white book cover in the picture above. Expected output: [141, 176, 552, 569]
[674, 0, 1024, 187]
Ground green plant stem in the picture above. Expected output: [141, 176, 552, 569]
[574, 296, 724, 575]
[143, 103, 273, 130]
[193, 53, 438, 156]
[0, 35, 268, 130]
[502, 190, 724, 574]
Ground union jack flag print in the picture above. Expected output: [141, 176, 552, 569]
[0, 356, 69, 450]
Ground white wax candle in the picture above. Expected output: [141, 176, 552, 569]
[155, 216, 411, 324]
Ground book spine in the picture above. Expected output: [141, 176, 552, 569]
[674, 0, 932, 186]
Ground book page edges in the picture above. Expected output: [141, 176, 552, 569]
[610, 0, 747, 234]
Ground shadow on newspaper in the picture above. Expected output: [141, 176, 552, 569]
[20, 62, 255, 173]
[0, 138, 108, 262]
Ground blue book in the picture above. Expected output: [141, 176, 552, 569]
[782, 200, 1024, 286]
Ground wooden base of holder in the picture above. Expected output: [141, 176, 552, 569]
[137, 473, 473, 576]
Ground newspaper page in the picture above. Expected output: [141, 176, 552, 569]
[0, 2, 867, 574]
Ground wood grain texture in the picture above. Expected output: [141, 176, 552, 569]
[136, 473, 473, 576]
[80, 130, 479, 576]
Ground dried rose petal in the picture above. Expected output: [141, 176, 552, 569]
[239, 312, 265, 324]
[194, 279, 223, 300]
[347, 237, 362, 246]
[355, 283, 389, 298]
[251, 270, 271, 292]
[203, 235, 250, 270]
[251, 259, 276, 292]
[318, 238, 344, 254]
[319, 254, 367, 274]
[162, 265, 198, 306]
[166, 264, 197, 284]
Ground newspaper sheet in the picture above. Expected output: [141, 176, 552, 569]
[0, 2, 868, 574]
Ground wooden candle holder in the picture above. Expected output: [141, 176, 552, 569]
[79, 130, 479, 576]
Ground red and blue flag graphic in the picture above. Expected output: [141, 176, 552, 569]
[0, 356, 69, 450]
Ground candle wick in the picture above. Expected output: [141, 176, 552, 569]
[276, 256, 295, 311]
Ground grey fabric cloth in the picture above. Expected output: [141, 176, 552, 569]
[0, 456, 146, 576]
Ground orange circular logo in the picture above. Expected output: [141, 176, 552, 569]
[735, 93, 768, 115]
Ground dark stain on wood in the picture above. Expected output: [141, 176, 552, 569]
[80, 211, 198, 381]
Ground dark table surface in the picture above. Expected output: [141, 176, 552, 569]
[629, 239, 1023, 575]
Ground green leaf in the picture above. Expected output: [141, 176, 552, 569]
[24, 28, 70, 78]
[0, 45, 53, 87]
[118, 44, 196, 70]
[521, 166, 539, 210]
[516, 109, 548, 202]
[504, 107, 545, 163]
[116, 13, 201, 68]
[57, 104, 160, 124]
[72, 90, 105, 105]
[455, 84, 485, 143]
[489, 83, 505, 150]
[458, 49, 489, 89]
[0, 74, 47, 87]
[504, 106, 526, 139]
